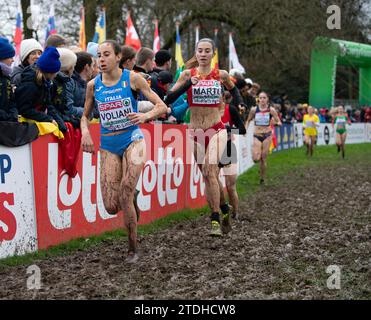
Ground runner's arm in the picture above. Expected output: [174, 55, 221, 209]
[80, 80, 95, 154]
[165, 80, 192, 105]
[246, 107, 257, 129]
[220, 70, 245, 113]
[128, 73, 167, 124]
[229, 104, 247, 135]
[270, 107, 282, 126]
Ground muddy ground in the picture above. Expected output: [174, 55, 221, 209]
[0, 161, 370, 300]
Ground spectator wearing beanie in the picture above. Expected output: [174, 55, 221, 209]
[51, 48, 81, 127]
[11, 39, 43, 87]
[65, 52, 94, 120]
[15, 46, 67, 132]
[0, 37, 18, 122]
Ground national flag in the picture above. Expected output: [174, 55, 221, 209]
[153, 19, 160, 54]
[195, 25, 200, 48]
[229, 33, 245, 74]
[125, 12, 141, 51]
[79, 7, 86, 51]
[45, 5, 57, 42]
[175, 23, 185, 80]
[14, 11, 22, 58]
[92, 8, 106, 44]
[211, 28, 219, 70]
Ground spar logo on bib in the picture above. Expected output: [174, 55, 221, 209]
[99, 98, 134, 131]
[192, 80, 221, 105]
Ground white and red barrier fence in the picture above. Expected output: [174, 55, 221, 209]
[1, 123, 370, 259]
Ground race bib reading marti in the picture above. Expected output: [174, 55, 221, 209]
[192, 80, 222, 105]
[98, 98, 134, 131]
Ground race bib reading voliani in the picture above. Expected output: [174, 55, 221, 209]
[192, 80, 222, 105]
[98, 98, 134, 131]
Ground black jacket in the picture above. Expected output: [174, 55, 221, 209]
[51, 72, 80, 129]
[15, 65, 67, 132]
[10, 63, 26, 88]
[0, 67, 18, 122]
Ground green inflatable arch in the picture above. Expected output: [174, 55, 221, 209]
[309, 37, 371, 108]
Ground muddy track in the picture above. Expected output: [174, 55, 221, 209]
[0, 162, 370, 300]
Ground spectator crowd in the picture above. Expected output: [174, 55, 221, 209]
[1, 34, 371, 148]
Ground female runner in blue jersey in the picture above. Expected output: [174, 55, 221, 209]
[81, 41, 167, 263]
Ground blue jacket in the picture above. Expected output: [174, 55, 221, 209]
[65, 71, 86, 118]
[15, 65, 67, 132]
[51, 72, 81, 129]
[0, 66, 18, 122]
[171, 95, 189, 123]
[10, 63, 26, 88]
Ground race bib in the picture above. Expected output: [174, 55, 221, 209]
[306, 120, 315, 128]
[192, 80, 221, 105]
[255, 112, 270, 126]
[98, 98, 134, 131]
[336, 118, 346, 130]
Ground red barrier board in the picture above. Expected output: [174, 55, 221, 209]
[31, 123, 205, 249]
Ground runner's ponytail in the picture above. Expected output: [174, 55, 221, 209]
[186, 56, 198, 69]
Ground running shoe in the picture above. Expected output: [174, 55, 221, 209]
[210, 221, 223, 237]
[232, 211, 240, 221]
[221, 213, 232, 234]
[125, 251, 139, 264]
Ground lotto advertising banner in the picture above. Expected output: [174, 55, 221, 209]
[0, 145, 37, 259]
[31, 124, 197, 249]
[31, 125, 125, 250]
[135, 124, 191, 221]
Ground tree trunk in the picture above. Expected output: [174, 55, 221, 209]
[84, 0, 98, 43]
[104, 0, 123, 41]
[21, 0, 32, 39]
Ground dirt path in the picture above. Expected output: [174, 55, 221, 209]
[1, 162, 370, 300]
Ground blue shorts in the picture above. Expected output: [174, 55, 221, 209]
[100, 128, 144, 158]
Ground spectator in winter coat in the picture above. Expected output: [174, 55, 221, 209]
[0, 37, 18, 122]
[15, 46, 67, 132]
[52, 48, 80, 128]
[10, 39, 43, 88]
[64, 51, 94, 120]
